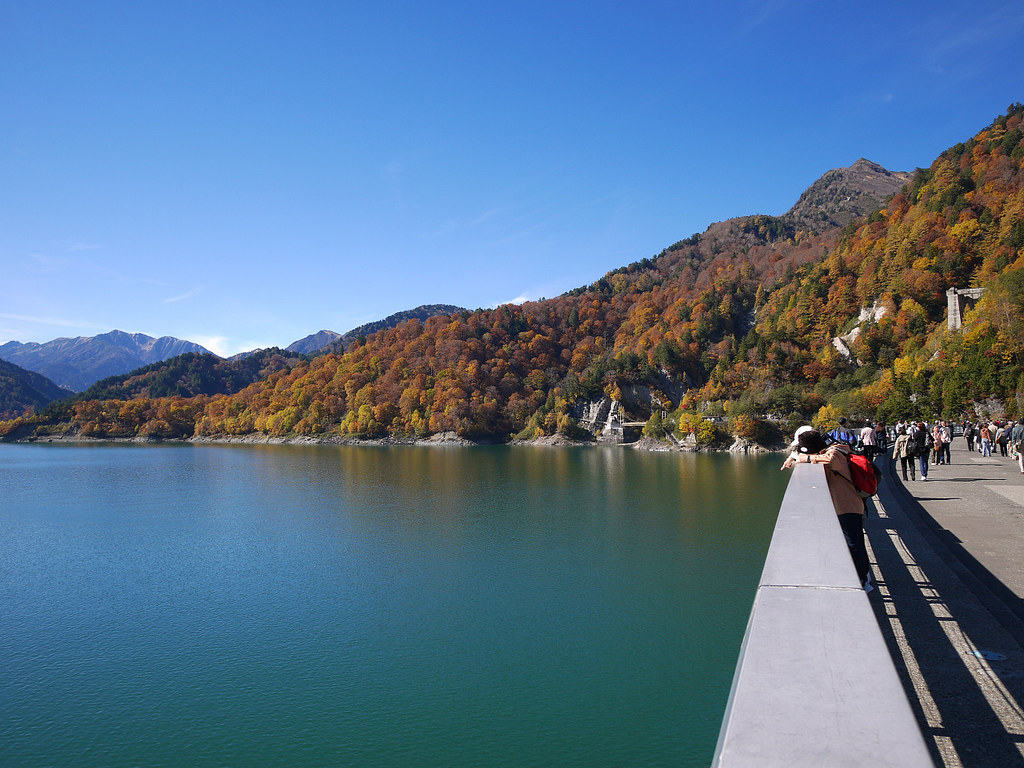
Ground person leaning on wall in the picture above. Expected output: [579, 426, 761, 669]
[782, 427, 872, 591]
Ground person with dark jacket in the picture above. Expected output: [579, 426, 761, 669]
[874, 422, 888, 454]
[1011, 420, 1024, 474]
[828, 417, 856, 446]
[996, 423, 1009, 457]
[911, 422, 932, 480]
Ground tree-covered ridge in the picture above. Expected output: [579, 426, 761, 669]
[341, 304, 469, 344]
[74, 349, 302, 402]
[4, 105, 1023, 443]
[0, 359, 68, 420]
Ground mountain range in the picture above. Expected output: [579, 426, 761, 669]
[340, 304, 468, 343]
[0, 331, 212, 393]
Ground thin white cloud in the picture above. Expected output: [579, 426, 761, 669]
[68, 241, 100, 252]
[916, 5, 1024, 76]
[165, 286, 205, 303]
[188, 335, 276, 357]
[189, 335, 232, 357]
[737, 0, 790, 36]
[428, 206, 512, 239]
[384, 159, 404, 180]
[493, 294, 531, 307]
[29, 253, 72, 272]
[469, 206, 508, 226]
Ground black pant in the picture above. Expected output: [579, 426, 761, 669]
[839, 512, 870, 585]
[899, 456, 915, 480]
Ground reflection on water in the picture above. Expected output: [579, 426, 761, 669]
[0, 442, 786, 768]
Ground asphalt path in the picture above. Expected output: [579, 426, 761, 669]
[865, 438, 1024, 767]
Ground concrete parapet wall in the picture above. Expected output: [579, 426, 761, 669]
[712, 465, 934, 767]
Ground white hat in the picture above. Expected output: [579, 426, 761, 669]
[790, 425, 815, 448]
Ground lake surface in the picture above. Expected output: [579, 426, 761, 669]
[0, 443, 787, 767]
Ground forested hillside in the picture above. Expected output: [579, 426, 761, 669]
[340, 304, 468, 344]
[73, 349, 302, 402]
[5, 105, 1023, 444]
[0, 359, 68, 420]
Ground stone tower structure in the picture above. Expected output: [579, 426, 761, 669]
[946, 287, 985, 330]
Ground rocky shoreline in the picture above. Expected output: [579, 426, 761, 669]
[12, 429, 784, 452]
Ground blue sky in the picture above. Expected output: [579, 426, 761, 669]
[2, 1, 1022, 356]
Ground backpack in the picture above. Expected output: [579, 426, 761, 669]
[847, 453, 881, 498]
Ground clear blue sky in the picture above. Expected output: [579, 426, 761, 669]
[2, 1, 1022, 355]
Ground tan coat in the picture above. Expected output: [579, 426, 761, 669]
[893, 433, 913, 459]
[801, 444, 865, 517]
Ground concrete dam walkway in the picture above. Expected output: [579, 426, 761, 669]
[867, 439, 1024, 767]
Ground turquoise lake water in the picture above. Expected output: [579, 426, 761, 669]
[0, 443, 787, 767]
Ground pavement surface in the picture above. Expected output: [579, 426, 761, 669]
[866, 439, 1024, 767]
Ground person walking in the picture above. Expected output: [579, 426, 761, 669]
[931, 423, 945, 465]
[995, 423, 1009, 457]
[860, 422, 877, 459]
[980, 423, 993, 457]
[783, 427, 872, 590]
[912, 422, 932, 480]
[964, 421, 976, 451]
[940, 421, 952, 464]
[874, 422, 888, 455]
[893, 426, 916, 481]
[1011, 420, 1024, 474]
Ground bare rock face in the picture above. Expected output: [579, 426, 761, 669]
[784, 158, 912, 233]
[286, 330, 343, 355]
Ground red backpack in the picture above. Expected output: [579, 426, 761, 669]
[848, 453, 881, 497]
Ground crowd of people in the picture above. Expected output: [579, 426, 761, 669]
[888, 418, 1024, 480]
[961, 419, 1021, 460]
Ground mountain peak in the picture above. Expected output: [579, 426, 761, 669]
[286, 330, 343, 355]
[784, 158, 912, 233]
